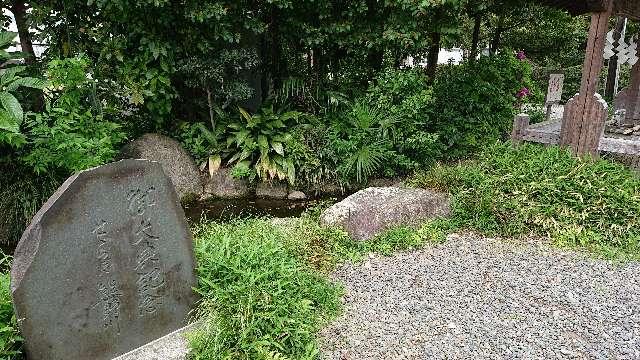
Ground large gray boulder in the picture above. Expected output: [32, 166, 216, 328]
[320, 187, 451, 241]
[202, 168, 253, 200]
[120, 134, 203, 200]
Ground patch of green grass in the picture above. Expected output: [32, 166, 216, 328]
[188, 219, 342, 360]
[187, 215, 451, 359]
[0, 256, 22, 360]
[410, 141, 640, 259]
[277, 214, 454, 272]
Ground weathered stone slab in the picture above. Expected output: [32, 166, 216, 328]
[321, 187, 451, 241]
[11, 159, 198, 360]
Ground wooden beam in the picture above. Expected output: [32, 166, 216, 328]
[535, 0, 608, 16]
[615, 0, 640, 21]
[623, 57, 640, 125]
[559, 2, 613, 157]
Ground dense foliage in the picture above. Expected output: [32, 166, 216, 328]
[0, 1, 638, 359]
[429, 53, 539, 158]
[412, 142, 640, 258]
[0, 0, 590, 245]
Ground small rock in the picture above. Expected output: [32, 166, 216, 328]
[312, 183, 345, 197]
[202, 168, 253, 200]
[288, 190, 307, 201]
[256, 181, 288, 199]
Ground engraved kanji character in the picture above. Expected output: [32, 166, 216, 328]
[131, 217, 160, 246]
[135, 246, 160, 273]
[127, 187, 158, 215]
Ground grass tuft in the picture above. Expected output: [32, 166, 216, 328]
[410, 141, 640, 259]
[0, 255, 22, 359]
[187, 219, 342, 360]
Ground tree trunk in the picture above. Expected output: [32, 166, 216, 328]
[367, 49, 384, 73]
[10, 1, 36, 64]
[490, 16, 504, 55]
[426, 31, 441, 82]
[470, 13, 482, 62]
[605, 17, 627, 100]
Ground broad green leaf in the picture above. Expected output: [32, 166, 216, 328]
[286, 159, 296, 185]
[236, 130, 250, 145]
[238, 149, 252, 161]
[228, 152, 241, 164]
[226, 136, 236, 148]
[273, 154, 285, 167]
[0, 66, 25, 86]
[228, 122, 243, 130]
[0, 32, 17, 49]
[238, 107, 252, 122]
[6, 77, 47, 91]
[257, 135, 268, 150]
[0, 91, 23, 123]
[271, 141, 284, 156]
[0, 109, 19, 133]
[208, 155, 222, 177]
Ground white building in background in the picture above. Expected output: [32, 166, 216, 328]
[403, 47, 465, 68]
[438, 48, 464, 65]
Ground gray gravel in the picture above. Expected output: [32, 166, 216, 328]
[320, 233, 640, 360]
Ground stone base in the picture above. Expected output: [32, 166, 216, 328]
[113, 323, 198, 360]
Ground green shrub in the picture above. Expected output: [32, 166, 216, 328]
[327, 102, 400, 183]
[0, 162, 62, 251]
[17, 57, 126, 175]
[23, 109, 126, 174]
[0, 31, 47, 149]
[229, 161, 257, 182]
[429, 53, 538, 158]
[0, 255, 23, 359]
[411, 142, 640, 258]
[222, 105, 311, 185]
[365, 68, 443, 168]
[188, 220, 342, 360]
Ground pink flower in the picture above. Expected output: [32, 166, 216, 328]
[516, 50, 526, 60]
[516, 87, 530, 98]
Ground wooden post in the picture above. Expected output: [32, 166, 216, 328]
[623, 60, 640, 125]
[559, 2, 613, 157]
[511, 114, 530, 145]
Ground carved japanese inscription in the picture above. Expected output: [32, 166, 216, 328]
[11, 160, 197, 360]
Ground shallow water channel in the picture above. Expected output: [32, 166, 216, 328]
[183, 198, 330, 223]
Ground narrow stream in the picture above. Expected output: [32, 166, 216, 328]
[183, 198, 329, 223]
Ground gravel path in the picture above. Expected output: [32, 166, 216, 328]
[319, 234, 640, 360]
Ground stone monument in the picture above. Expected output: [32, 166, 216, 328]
[11, 159, 198, 360]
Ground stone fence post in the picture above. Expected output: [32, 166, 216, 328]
[511, 114, 530, 145]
